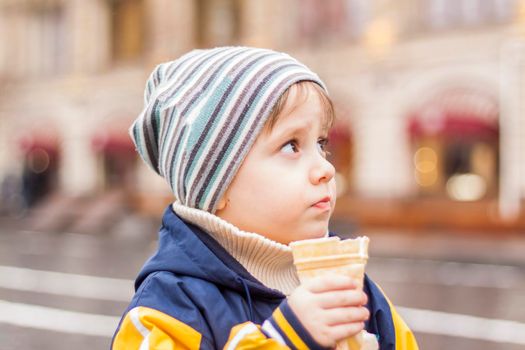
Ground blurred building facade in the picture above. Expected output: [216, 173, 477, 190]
[0, 0, 524, 231]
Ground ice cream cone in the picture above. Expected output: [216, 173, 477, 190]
[290, 236, 377, 350]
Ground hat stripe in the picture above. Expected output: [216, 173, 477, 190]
[161, 47, 235, 106]
[168, 49, 259, 199]
[131, 49, 226, 175]
[132, 106, 158, 173]
[164, 48, 206, 83]
[158, 48, 251, 180]
[145, 99, 162, 170]
[157, 49, 239, 171]
[133, 60, 188, 174]
[158, 105, 180, 178]
[172, 49, 269, 201]
[131, 119, 143, 162]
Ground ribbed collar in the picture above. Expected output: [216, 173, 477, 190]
[171, 202, 300, 296]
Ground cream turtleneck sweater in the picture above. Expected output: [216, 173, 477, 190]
[171, 202, 300, 296]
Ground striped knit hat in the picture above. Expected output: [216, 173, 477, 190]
[130, 46, 327, 213]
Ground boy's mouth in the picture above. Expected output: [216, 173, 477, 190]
[312, 196, 331, 210]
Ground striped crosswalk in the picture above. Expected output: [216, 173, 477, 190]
[0, 299, 119, 337]
[1, 264, 524, 347]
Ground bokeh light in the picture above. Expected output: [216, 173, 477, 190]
[414, 147, 438, 187]
[446, 173, 487, 201]
[27, 148, 50, 174]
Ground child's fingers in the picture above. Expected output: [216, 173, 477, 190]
[326, 321, 366, 342]
[316, 289, 368, 309]
[323, 306, 370, 326]
[304, 275, 357, 293]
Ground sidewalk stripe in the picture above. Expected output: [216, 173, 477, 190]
[1, 265, 524, 345]
[370, 257, 524, 289]
[0, 299, 119, 337]
[397, 306, 525, 345]
[1, 298, 525, 345]
[0, 265, 133, 302]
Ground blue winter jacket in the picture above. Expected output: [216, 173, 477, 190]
[112, 205, 418, 349]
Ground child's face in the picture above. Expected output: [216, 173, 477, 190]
[215, 83, 336, 245]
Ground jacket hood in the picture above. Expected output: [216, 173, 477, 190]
[135, 205, 284, 300]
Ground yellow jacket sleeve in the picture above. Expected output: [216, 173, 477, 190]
[112, 301, 325, 350]
[224, 300, 326, 350]
[388, 303, 419, 350]
[112, 306, 203, 349]
[223, 322, 292, 350]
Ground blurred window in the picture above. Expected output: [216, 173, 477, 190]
[195, 0, 242, 47]
[421, 0, 517, 30]
[409, 90, 499, 201]
[110, 0, 145, 62]
[92, 133, 137, 191]
[298, 0, 370, 44]
[36, 4, 66, 75]
[2, 3, 67, 78]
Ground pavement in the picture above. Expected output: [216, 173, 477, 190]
[0, 214, 524, 350]
[330, 220, 525, 267]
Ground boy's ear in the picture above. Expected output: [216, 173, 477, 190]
[216, 197, 227, 211]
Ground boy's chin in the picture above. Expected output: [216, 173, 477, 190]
[290, 228, 329, 243]
[269, 223, 329, 245]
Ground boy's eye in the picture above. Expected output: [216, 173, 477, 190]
[281, 140, 299, 154]
[317, 138, 330, 157]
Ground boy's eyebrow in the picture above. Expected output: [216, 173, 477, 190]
[273, 122, 308, 138]
[270, 121, 326, 142]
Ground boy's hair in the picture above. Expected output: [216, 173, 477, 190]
[264, 81, 335, 134]
[130, 47, 328, 213]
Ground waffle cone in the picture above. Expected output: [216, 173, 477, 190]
[290, 236, 377, 350]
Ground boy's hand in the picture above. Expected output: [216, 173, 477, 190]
[287, 275, 370, 348]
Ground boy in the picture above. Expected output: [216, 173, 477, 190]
[112, 47, 418, 349]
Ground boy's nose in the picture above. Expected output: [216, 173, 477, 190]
[310, 156, 336, 185]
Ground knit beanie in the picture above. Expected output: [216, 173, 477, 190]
[130, 46, 327, 213]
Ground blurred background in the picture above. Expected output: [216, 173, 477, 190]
[0, 0, 524, 349]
